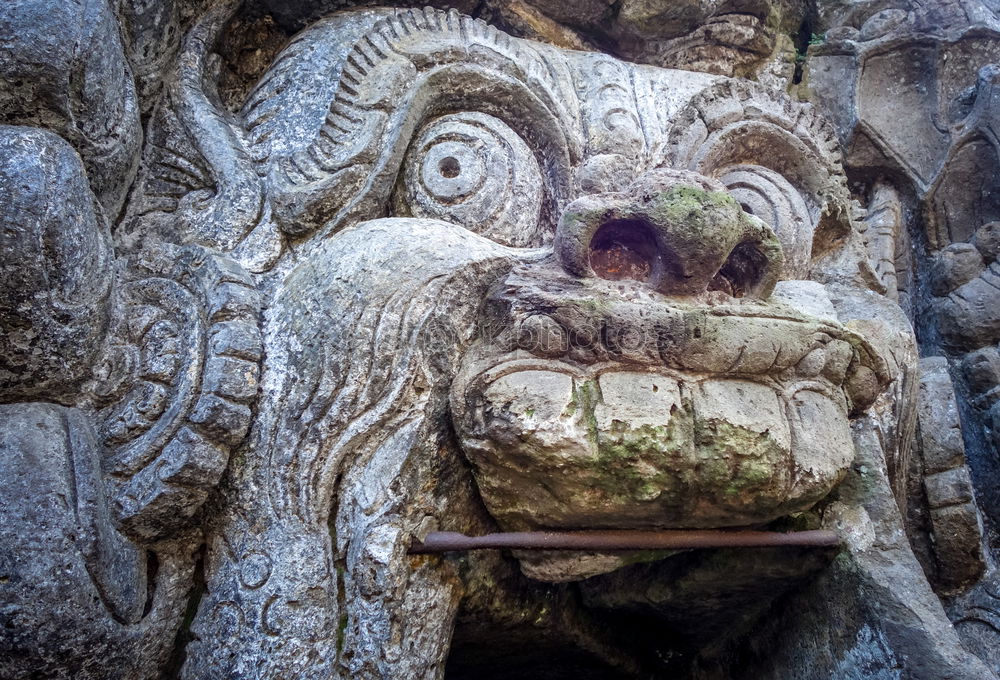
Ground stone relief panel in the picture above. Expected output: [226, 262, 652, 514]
[805, 2, 1000, 673]
[0, 121, 221, 678]
[2, 1, 1000, 679]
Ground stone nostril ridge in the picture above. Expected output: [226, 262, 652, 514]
[555, 169, 784, 298]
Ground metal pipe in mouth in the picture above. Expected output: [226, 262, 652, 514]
[408, 529, 841, 554]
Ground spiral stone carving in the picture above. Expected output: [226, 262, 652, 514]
[393, 112, 546, 247]
[718, 164, 814, 279]
[93, 244, 262, 541]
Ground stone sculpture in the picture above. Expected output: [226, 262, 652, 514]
[2, 1, 1000, 678]
[804, 4, 1000, 670]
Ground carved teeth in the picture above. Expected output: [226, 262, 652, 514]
[454, 368, 854, 530]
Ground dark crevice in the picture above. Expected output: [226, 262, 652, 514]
[711, 241, 770, 297]
[608, 0, 625, 22]
[470, 0, 489, 20]
[161, 544, 206, 680]
[143, 550, 160, 618]
[791, 17, 813, 85]
[328, 474, 349, 661]
[589, 220, 659, 283]
[446, 644, 637, 680]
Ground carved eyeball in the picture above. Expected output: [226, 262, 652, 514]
[517, 314, 569, 358]
[392, 112, 546, 247]
[717, 164, 814, 279]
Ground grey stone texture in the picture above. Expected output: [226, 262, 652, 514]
[0, 126, 114, 403]
[2, 1, 1000, 679]
[0, 404, 195, 679]
[0, 0, 141, 216]
[915, 357, 985, 592]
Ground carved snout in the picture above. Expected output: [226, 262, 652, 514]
[555, 169, 783, 298]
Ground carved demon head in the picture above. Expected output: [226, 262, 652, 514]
[117, 5, 919, 677]
[198, 8, 897, 539]
[5, 1, 987, 677]
[450, 166, 892, 538]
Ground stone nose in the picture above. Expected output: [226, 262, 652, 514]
[555, 169, 784, 298]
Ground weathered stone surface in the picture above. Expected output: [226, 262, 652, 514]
[929, 502, 985, 585]
[726, 422, 994, 680]
[0, 403, 193, 680]
[950, 571, 1000, 677]
[973, 221, 1000, 261]
[392, 111, 547, 247]
[0, 0, 141, 215]
[0, 126, 113, 403]
[805, 2, 1000, 668]
[96, 244, 262, 542]
[3, 1, 1000, 678]
[926, 467, 976, 508]
[930, 243, 986, 296]
[918, 357, 968, 474]
[962, 346, 1000, 397]
[933, 271, 1000, 352]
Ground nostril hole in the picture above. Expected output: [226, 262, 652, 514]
[709, 241, 770, 298]
[438, 156, 461, 178]
[589, 220, 658, 283]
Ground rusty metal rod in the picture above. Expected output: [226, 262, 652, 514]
[409, 529, 840, 554]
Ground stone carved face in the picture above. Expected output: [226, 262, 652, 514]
[217, 8, 895, 549]
[449, 172, 885, 533]
[109, 6, 923, 674]
[0, 3, 971, 677]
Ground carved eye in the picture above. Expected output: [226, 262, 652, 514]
[717, 165, 816, 280]
[517, 314, 569, 358]
[391, 112, 546, 247]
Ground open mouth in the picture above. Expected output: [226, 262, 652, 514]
[453, 361, 853, 530]
[450, 264, 888, 534]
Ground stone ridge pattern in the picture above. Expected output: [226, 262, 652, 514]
[0, 1, 998, 679]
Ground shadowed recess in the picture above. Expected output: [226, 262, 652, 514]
[589, 220, 658, 282]
[709, 241, 771, 297]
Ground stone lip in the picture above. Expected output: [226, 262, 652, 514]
[471, 263, 889, 397]
[451, 266, 891, 534]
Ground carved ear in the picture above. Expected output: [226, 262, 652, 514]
[249, 7, 584, 241]
[121, 2, 282, 272]
[90, 244, 262, 541]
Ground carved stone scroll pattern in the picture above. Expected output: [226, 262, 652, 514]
[93, 245, 262, 541]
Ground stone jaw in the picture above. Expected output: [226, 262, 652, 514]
[451, 261, 888, 553]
